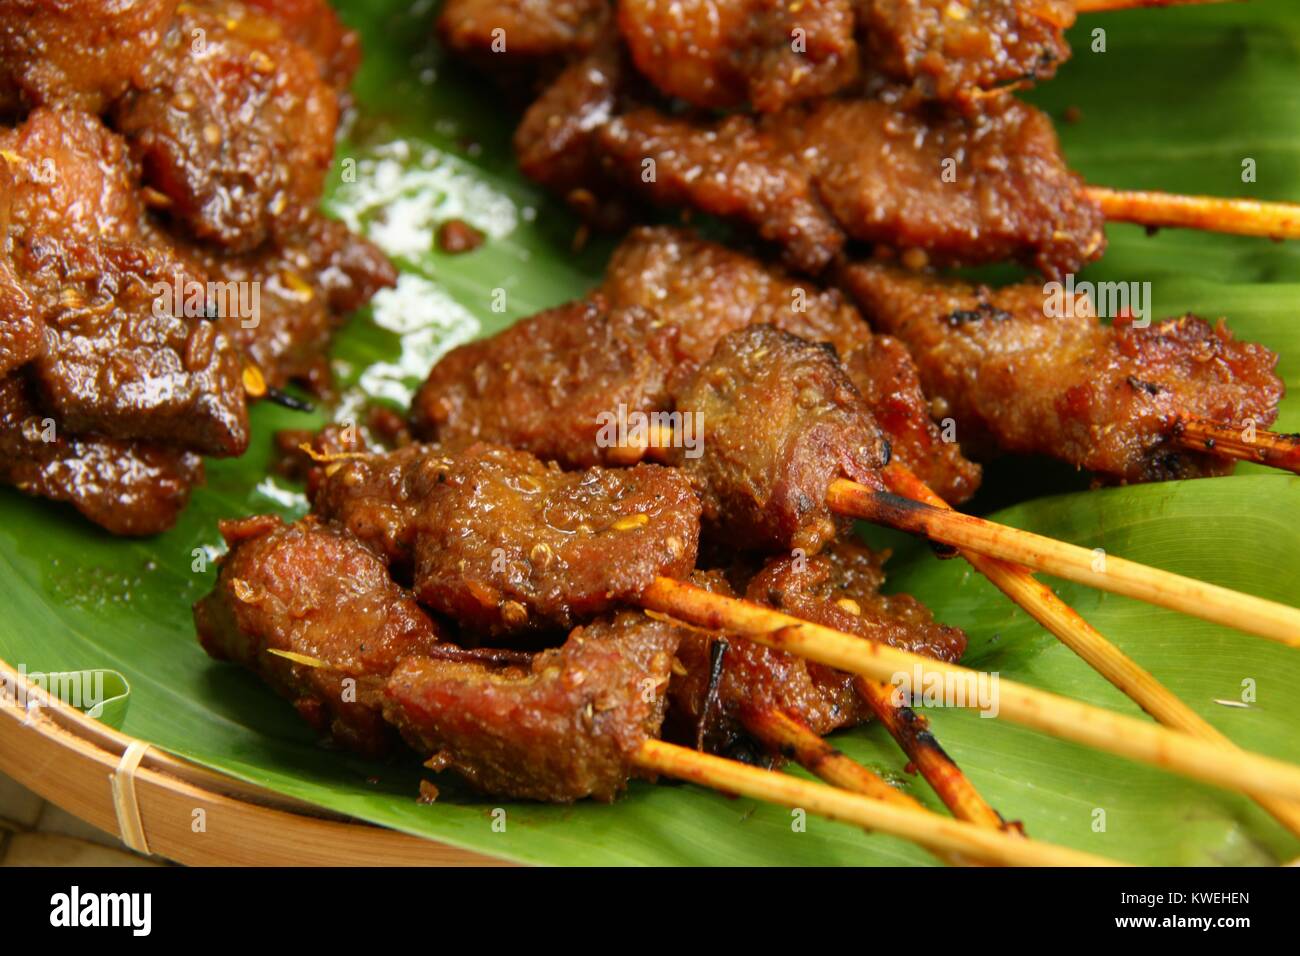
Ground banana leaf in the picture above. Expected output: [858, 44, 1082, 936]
[2, 0, 1299, 866]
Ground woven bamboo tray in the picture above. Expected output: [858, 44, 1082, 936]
[0, 657, 509, 866]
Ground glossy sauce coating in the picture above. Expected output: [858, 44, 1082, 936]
[113, 0, 340, 251]
[0, 375, 203, 536]
[842, 261, 1284, 481]
[617, 0, 859, 111]
[2, 108, 249, 456]
[0, 0, 179, 112]
[384, 611, 682, 802]
[674, 324, 890, 554]
[194, 514, 447, 756]
[603, 227, 981, 502]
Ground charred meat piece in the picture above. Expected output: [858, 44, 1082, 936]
[0, 0, 178, 112]
[859, 0, 1075, 102]
[749, 537, 966, 662]
[670, 541, 965, 753]
[597, 109, 845, 274]
[514, 43, 635, 232]
[842, 333, 980, 504]
[438, 0, 611, 63]
[309, 442, 454, 572]
[178, 213, 397, 392]
[195, 515, 447, 756]
[0, 107, 147, 245]
[800, 97, 1104, 279]
[113, 0, 340, 251]
[411, 298, 680, 468]
[370, 443, 698, 639]
[601, 227, 981, 502]
[841, 261, 1284, 482]
[674, 324, 890, 555]
[617, 0, 858, 112]
[384, 611, 681, 803]
[0, 375, 202, 536]
[594, 96, 1103, 279]
[15, 235, 249, 457]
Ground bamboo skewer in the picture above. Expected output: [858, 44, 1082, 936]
[850, 669, 1005, 829]
[1175, 417, 1300, 475]
[741, 706, 921, 811]
[741, 704, 1009, 864]
[641, 576, 1300, 802]
[1085, 186, 1300, 240]
[740, 706, 984, 865]
[632, 423, 1299, 645]
[883, 462, 1300, 841]
[267, 650, 1100, 865]
[850, 677, 1009, 831]
[824, 479, 1300, 648]
[635, 739, 1121, 866]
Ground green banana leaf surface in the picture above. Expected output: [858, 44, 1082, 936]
[2, 0, 1299, 865]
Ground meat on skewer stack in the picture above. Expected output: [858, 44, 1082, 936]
[447, 0, 1300, 477]
[0, 0, 396, 534]
[6, 0, 1299, 864]
[200, 436, 1033, 858]
[194, 363, 1300, 863]
[211, 325, 999, 829]
[197, 501, 1104, 866]
[195, 225, 1300, 863]
[398, 227, 1300, 830]
[438, 0, 1300, 279]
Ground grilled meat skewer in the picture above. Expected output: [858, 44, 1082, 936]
[262, 434, 968, 790]
[594, 94, 1103, 278]
[415, 227, 981, 504]
[440, 0, 1076, 109]
[195, 513, 684, 800]
[311, 441, 701, 639]
[840, 261, 1284, 483]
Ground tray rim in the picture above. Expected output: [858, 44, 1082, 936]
[0, 656, 513, 867]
